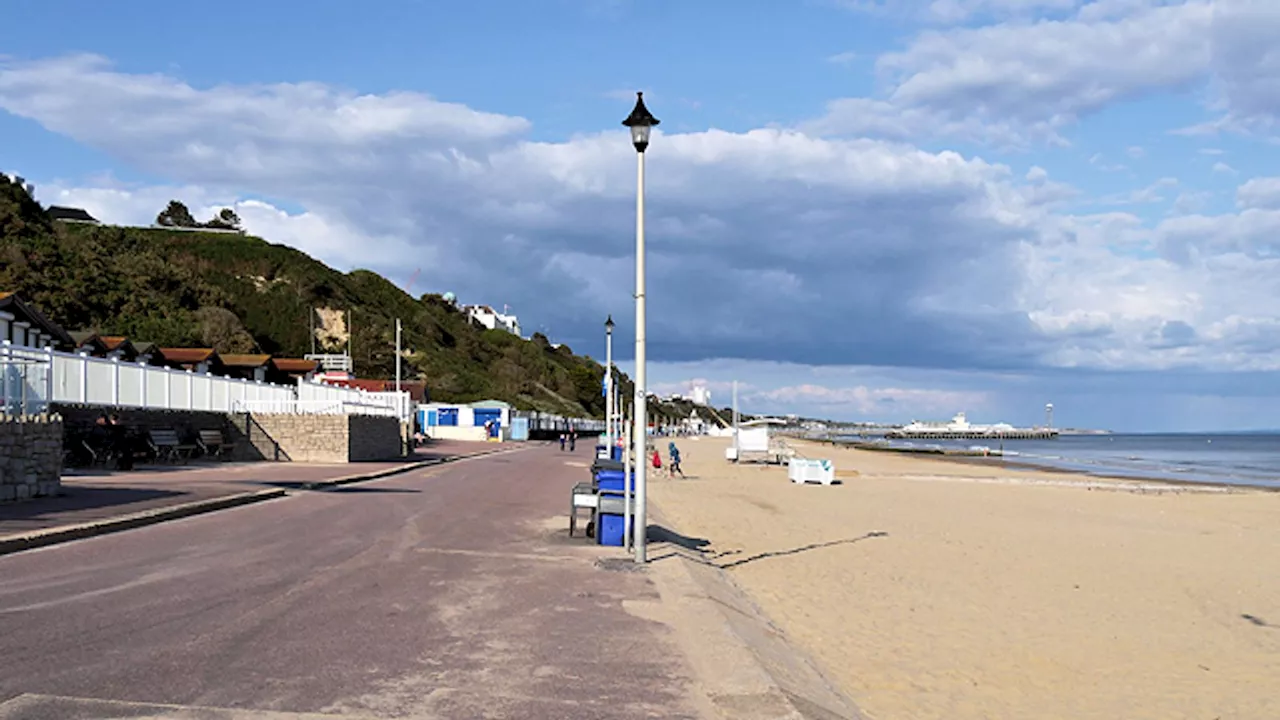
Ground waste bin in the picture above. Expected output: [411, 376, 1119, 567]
[591, 458, 625, 487]
[596, 488, 633, 547]
[611, 444, 623, 462]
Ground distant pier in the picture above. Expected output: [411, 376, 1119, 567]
[884, 412, 1059, 440]
[885, 428, 1059, 440]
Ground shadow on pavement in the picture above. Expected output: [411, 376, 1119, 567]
[326, 486, 422, 494]
[0, 486, 187, 524]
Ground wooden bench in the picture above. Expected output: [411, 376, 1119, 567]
[148, 428, 197, 464]
[197, 429, 233, 461]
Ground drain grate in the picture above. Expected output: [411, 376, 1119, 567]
[594, 557, 646, 573]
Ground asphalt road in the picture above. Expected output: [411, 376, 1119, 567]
[0, 445, 699, 719]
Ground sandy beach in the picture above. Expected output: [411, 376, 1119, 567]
[648, 436, 1280, 720]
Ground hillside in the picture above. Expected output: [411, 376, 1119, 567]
[0, 174, 741, 424]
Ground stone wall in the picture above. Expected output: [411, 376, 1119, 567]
[0, 413, 63, 502]
[229, 413, 405, 463]
[348, 415, 406, 461]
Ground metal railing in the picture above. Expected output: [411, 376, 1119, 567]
[0, 341, 410, 421]
[0, 350, 50, 415]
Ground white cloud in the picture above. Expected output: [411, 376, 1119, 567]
[927, 0, 1080, 22]
[807, 1, 1213, 145]
[1213, 161, 1237, 175]
[1126, 145, 1146, 159]
[1237, 177, 1280, 209]
[1089, 153, 1128, 172]
[6, 53, 1280, 385]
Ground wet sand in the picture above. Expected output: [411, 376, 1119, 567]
[648, 436, 1280, 720]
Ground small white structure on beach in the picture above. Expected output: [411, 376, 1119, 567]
[788, 458, 835, 485]
[726, 418, 790, 463]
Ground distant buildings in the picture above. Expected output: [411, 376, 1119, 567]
[462, 304, 521, 337]
[46, 206, 99, 224]
[691, 385, 712, 406]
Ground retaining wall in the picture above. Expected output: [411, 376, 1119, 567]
[0, 413, 62, 502]
[229, 413, 406, 463]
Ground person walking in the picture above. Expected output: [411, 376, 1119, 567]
[668, 441, 685, 478]
[559, 433, 566, 451]
[569, 432, 576, 452]
[651, 448, 662, 474]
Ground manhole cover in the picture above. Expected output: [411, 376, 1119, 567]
[595, 557, 646, 573]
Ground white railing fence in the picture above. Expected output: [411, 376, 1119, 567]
[231, 399, 398, 417]
[0, 342, 410, 421]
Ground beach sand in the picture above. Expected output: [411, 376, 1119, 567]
[648, 437, 1280, 720]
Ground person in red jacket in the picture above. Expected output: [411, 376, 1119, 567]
[651, 449, 662, 471]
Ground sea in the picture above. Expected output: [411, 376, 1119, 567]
[837, 433, 1280, 489]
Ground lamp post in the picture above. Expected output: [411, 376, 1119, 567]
[605, 315, 615, 450]
[623, 91, 658, 564]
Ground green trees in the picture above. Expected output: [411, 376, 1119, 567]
[0, 183, 619, 416]
[155, 200, 198, 228]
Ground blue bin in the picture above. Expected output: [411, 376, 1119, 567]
[595, 470, 633, 492]
[599, 513, 626, 546]
[611, 445, 623, 462]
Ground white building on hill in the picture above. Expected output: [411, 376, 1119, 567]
[691, 385, 711, 406]
[463, 304, 521, 337]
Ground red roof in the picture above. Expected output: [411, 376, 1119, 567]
[100, 336, 131, 352]
[158, 348, 219, 364]
[271, 358, 319, 373]
[220, 354, 272, 368]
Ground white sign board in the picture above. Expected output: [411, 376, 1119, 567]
[736, 428, 770, 453]
[788, 458, 835, 485]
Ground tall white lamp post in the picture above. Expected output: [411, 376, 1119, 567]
[623, 91, 658, 564]
[605, 315, 615, 450]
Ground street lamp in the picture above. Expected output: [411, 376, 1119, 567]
[622, 91, 658, 564]
[605, 315, 615, 450]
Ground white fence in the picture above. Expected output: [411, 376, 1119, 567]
[0, 342, 409, 421]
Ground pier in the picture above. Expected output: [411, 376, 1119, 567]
[884, 412, 1058, 440]
[885, 428, 1058, 440]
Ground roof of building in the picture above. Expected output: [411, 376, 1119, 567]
[156, 348, 219, 364]
[470, 399, 512, 409]
[0, 292, 75, 346]
[220, 354, 272, 368]
[99, 336, 132, 352]
[46, 206, 99, 223]
[271, 358, 319, 373]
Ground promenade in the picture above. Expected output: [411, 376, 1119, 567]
[0, 445, 711, 719]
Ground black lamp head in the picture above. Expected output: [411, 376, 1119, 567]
[605, 314, 615, 332]
[621, 91, 659, 152]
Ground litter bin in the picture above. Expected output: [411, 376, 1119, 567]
[595, 469, 634, 547]
[596, 485, 634, 547]
[591, 458, 625, 487]
[611, 444, 623, 462]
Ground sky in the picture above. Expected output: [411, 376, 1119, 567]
[2, 0, 1279, 432]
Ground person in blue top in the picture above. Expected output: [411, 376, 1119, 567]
[667, 441, 685, 478]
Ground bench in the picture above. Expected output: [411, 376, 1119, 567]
[197, 429, 233, 460]
[148, 428, 197, 464]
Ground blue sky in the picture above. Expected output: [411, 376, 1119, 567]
[4, 0, 1280, 431]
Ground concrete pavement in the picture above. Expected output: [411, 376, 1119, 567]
[0, 440, 508, 555]
[0, 445, 711, 719]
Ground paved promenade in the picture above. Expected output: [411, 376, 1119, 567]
[0, 445, 711, 719]
[0, 440, 491, 540]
